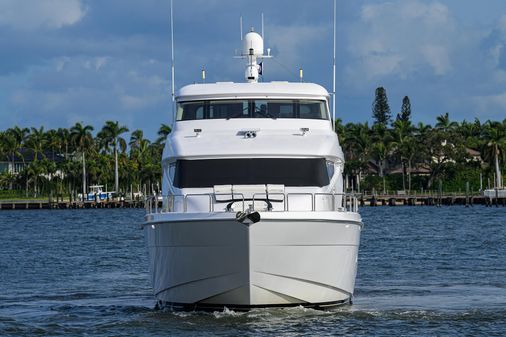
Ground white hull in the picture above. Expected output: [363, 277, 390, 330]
[144, 211, 362, 310]
[483, 189, 506, 198]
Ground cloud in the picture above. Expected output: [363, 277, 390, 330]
[84, 57, 110, 71]
[420, 44, 451, 75]
[0, 54, 170, 135]
[0, 0, 86, 30]
[471, 92, 506, 119]
[265, 24, 329, 80]
[485, 15, 506, 71]
[345, 0, 459, 83]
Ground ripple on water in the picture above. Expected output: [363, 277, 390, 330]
[1, 207, 506, 336]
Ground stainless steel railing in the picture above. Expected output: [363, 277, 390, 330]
[145, 192, 359, 214]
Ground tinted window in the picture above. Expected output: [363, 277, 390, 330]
[176, 99, 328, 121]
[173, 158, 330, 188]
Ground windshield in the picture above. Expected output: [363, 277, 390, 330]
[172, 158, 330, 188]
[176, 99, 328, 121]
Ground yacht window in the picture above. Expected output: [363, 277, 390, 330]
[173, 158, 330, 188]
[300, 101, 326, 119]
[253, 100, 270, 118]
[268, 101, 296, 118]
[176, 99, 328, 121]
[209, 101, 247, 119]
[168, 163, 176, 181]
[177, 101, 205, 120]
[326, 161, 335, 180]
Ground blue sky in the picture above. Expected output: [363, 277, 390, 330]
[1, 0, 506, 140]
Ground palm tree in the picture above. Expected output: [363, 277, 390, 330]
[8, 126, 30, 146]
[334, 118, 346, 144]
[5, 126, 29, 174]
[26, 127, 46, 160]
[343, 122, 371, 192]
[156, 123, 172, 145]
[70, 122, 94, 199]
[25, 127, 48, 196]
[1, 133, 21, 189]
[481, 120, 506, 188]
[129, 129, 144, 151]
[435, 112, 458, 135]
[99, 121, 129, 193]
[57, 128, 71, 158]
[44, 129, 60, 160]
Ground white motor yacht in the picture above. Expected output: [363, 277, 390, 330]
[143, 29, 363, 310]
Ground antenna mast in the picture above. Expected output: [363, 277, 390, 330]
[240, 16, 243, 40]
[332, 0, 336, 130]
[261, 13, 264, 38]
[234, 15, 272, 83]
[170, 0, 176, 124]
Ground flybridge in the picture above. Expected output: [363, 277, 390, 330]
[176, 82, 330, 101]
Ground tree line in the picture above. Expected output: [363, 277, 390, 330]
[0, 121, 171, 200]
[0, 86, 505, 199]
[338, 87, 506, 194]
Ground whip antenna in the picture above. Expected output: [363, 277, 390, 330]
[170, 0, 176, 125]
[332, 0, 336, 130]
[240, 16, 243, 41]
[261, 12, 264, 38]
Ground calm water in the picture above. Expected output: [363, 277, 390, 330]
[1, 206, 505, 336]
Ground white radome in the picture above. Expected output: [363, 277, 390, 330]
[243, 31, 264, 56]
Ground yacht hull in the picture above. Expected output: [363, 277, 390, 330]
[144, 212, 362, 310]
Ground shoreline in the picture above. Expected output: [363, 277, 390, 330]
[0, 200, 144, 210]
[1, 195, 505, 210]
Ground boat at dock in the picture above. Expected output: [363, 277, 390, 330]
[83, 185, 115, 202]
[142, 26, 363, 310]
[483, 188, 506, 199]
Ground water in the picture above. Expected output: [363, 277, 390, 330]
[1, 207, 505, 336]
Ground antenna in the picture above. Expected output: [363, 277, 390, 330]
[234, 15, 272, 83]
[332, 0, 336, 130]
[240, 16, 243, 41]
[170, 0, 176, 124]
[261, 12, 264, 38]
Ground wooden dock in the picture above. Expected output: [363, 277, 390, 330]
[0, 200, 145, 210]
[359, 194, 506, 207]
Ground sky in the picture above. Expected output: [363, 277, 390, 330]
[1, 0, 506, 140]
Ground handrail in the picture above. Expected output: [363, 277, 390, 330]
[146, 191, 359, 215]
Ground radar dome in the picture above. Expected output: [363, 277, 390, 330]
[243, 31, 264, 56]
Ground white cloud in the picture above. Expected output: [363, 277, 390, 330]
[84, 57, 110, 71]
[266, 24, 328, 79]
[420, 44, 451, 75]
[498, 15, 506, 33]
[0, 0, 86, 30]
[346, 0, 459, 83]
[55, 57, 70, 72]
[472, 92, 506, 116]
